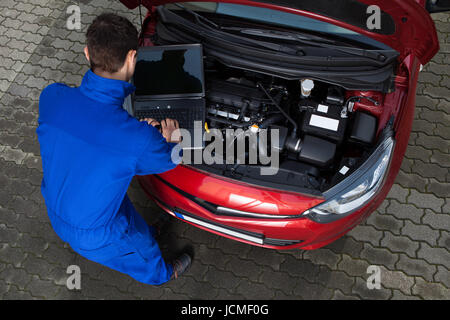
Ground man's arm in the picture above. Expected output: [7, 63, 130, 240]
[135, 118, 181, 176]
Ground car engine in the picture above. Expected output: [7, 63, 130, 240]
[192, 59, 380, 193]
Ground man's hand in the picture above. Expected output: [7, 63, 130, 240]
[161, 118, 181, 143]
[140, 118, 160, 128]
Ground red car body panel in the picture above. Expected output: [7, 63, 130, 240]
[118, 0, 438, 249]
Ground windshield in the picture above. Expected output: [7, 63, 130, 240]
[164, 2, 393, 50]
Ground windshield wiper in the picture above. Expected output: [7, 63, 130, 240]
[224, 28, 389, 62]
[164, 6, 302, 56]
[222, 27, 337, 44]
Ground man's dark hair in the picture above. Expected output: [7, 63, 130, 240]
[86, 13, 138, 73]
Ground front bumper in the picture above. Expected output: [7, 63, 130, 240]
[137, 162, 394, 250]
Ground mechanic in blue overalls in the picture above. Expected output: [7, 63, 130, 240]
[37, 13, 191, 285]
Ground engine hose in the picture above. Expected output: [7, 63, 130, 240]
[237, 100, 249, 122]
[257, 82, 298, 138]
[258, 113, 286, 129]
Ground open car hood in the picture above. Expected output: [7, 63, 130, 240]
[120, 0, 439, 65]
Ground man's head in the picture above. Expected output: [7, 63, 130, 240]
[84, 13, 138, 81]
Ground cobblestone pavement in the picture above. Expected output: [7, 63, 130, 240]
[0, 0, 448, 300]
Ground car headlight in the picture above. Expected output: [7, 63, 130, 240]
[304, 134, 395, 224]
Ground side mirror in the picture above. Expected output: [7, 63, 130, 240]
[426, 0, 450, 13]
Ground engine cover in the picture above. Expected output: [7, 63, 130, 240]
[206, 78, 266, 111]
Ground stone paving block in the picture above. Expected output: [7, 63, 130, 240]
[0, 224, 21, 245]
[395, 170, 428, 192]
[427, 179, 450, 198]
[416, 132, 450, 153]
[224, 255, 263, 282]
[401, 220, 441, 246]
[273, 289, 302, 300]
[235, 280, 276, 300]
[365, 213, 403, 235]
[331, 289, 359, 300]
[404, 144, 433, 162]
[407, 189, 445, 212]
[391, 289, 421, 300]
[417, 242, 450, 267]
[386, 183, 410, 203]
[77, 276, 125, 299]
[336, 254, 370, 278]
[412, 277, 450, 300]
[411, 160, 448, 183]
[187, 245, 231, 270]
[316, 266, 355, 295]
[177, 276, 219, 299]
[0, 244, 28, 268]
[259, 269, 297, 293]
[434, 122, 450, 139]
[127, 281, 164, 300]
[347, 225, 383, 246]
[204, 266, 244, 291]
[380, 231, 419, 258]
[158, 288, 190, 300]
[18, 233, 48, 254]
[2, 283, 34, 300]
[302, 248, 341, 269]
[378, 266, 415, 295]
[0, 265, 32, 290]
[245, 246, 287, 271]
[325, 235, 365, 258]
[279, 255, 320, 280]
[386, 200, 424, 224]
[434, 265, 450, 289]
[360, 244, 399, 270]
[430, 150, 450, 167]
[292, 278, 333, 300]
[25, 275, 62, 298]
[40, 243, 77, 269]
[396, 254, 437, 282]
[422, 209, 450, 230]
[437, 230, 450, 248]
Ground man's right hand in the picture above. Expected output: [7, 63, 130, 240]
[161, 118, 181, 143]
[140, 118, 160, 128]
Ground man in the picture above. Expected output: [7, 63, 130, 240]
[37, 13, 191, 285]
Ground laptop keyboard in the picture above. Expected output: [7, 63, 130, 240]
[135, 108, 203, 130]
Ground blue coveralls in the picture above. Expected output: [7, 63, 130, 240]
[37, 70, 178, 285]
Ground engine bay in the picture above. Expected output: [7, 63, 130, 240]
[190, 58, 383, 193]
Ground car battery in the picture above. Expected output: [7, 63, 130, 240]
[300, 102, 347, 144]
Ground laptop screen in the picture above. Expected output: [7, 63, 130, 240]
[133, 44, 204, 99]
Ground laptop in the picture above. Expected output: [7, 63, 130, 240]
[132, 44, 206, 149]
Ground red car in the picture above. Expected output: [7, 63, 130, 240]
[120, 0, 445, 250]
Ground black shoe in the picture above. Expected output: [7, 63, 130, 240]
[170, 253, 192, 280]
